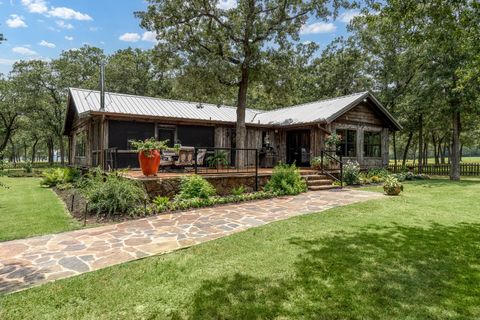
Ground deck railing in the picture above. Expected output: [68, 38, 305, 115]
[388, 163, 480, 176]
[320, 150, 344, 187]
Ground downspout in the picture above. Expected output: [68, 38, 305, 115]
[99, 62, 106, 168]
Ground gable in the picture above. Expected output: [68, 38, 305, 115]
[335, 102, 385, 126]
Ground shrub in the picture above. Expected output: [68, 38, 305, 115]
[264, 163, 307, 196]
[152, 196, 170, 212]
[310, 157, 322, 170]
[343, 160, 360, 185]
[366, 167, 389, 178]
[83, 172, 146, 215]
[231, 185, 246, 196]
[41, 167, 80, 187]
[176, 175, 216, 200]
[383, 175, 404, 195]
[23, 162, 33, 173]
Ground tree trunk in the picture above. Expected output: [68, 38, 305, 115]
[402, 131, 413, 167]
[235, 64, 249, 168]
[31, 138, 39, 164]
[47, 138, 54, 165]
[59, 135, 65, 166]
[418, 115, 423, 173]
[392, 131, 397, 166]
[450, 109, 461, 180]
[432, 133, 438, 164]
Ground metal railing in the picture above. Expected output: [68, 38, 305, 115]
[321, 150, 344, 188]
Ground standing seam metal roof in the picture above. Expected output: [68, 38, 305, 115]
[68, 88, 400, 129]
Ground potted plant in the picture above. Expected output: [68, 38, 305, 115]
[383, 175, 404, 196]
[206, 150, 229, 169]
[129, 138, 169, 176]
[325, 132, 342, 151]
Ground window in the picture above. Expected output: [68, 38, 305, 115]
[336, 129, 357, 157]
[364, 131, 382, 157]
[75, 131, 86, 157]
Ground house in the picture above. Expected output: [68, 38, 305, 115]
[63, 88, 402, 170]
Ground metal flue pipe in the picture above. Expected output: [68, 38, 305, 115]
[99, 62, 105, 111]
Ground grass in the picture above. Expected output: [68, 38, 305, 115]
[390, 156, 480, 165]
[0, 177, 80, 242]
[1, 179, 480, 319]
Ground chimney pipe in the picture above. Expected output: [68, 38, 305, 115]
[99, 62, 105, 112]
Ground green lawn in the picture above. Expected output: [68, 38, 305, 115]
[0, 177, 80, 242]
[1, 179, 480, 319]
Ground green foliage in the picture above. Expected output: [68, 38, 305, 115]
[82, 173, 146, 215]
[366, 168, 390, 178]
[153, 191, 275, 214]
[41, 167, 80, 187]
[206, 151, 229, 168]
[383, 175, 404, 195]
[231, 185, 246, 196]
[129, 138, 170, 157]
[310, 156, 322, 170]
[325, 133, 342, 149]
[152, 196, 170, 212]
[343, 160, 360, 185]
[264, 163, 307, 196]
[22, 162, 32, 173]
[176, 175, 216, 200]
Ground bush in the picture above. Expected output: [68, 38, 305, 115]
[23, 162, 32, 173]
[41, 167, 80, 187]
[310, 156, 322, 170]
[83, 172, 146, 215]
[366, 167, 389, 178]
[152, 196, 169, 212]
[264, 163, 307, 196]
[176, 175, 216, 200]
[231, 185, 246, 196]
[343, 160, 360, 185]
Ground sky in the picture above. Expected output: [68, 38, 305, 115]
[0, 0, 359, 75]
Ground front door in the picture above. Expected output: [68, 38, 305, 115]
[286, 130, 311, 167]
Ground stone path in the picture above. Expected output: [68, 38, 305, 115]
[0, 189, 381, 294]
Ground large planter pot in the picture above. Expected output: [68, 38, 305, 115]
[138, 150, 161, 176]
[384, 186, 402, 196]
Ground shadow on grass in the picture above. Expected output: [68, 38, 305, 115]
[186, 223, 480, 319]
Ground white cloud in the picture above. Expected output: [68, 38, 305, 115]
[119, 32, 141, 42]
[48, 7, 92, 21]
[142, 31, 158, 42]
[21, 0, 48, 14]
[89, 26, 99, 32]
[300, 22, 336, 34]
[39, 40, 55, 48]
[217, 0, 237, 10]
[0, 58, 17, 66]
[56, 20, 73, 29]
[12, 46, 37, 56]
[6, 14, 28, 28]
[64, 36, 74, 41]
[339, 10, 361, 23]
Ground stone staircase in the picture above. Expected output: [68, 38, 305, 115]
[300, 170, 340, 191]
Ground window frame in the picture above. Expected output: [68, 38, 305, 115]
[336, 129, 357, 157]
[364, 131, 382, 158]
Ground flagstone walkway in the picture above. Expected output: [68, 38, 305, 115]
[0, 189, 381, 294]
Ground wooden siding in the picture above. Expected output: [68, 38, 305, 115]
[336, 103, 385, 126]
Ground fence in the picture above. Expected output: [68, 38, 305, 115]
[388, 163, 480, 176]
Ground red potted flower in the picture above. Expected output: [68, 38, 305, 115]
[129, 138, 169, 176]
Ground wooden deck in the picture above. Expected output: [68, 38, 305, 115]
[123, 168, 320, 181]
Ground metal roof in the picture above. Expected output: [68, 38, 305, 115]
[68, 88, 401, 129]
[69, 88, 260, 123]
[252, 92, 368, 125]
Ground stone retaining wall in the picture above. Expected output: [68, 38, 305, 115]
[141, 175, 271, 198]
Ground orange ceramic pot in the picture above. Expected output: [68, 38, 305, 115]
[138, 150, 160, 176]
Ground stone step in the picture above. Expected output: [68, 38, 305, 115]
[307, 179, 333, 186]
[308, 185, 341, 191]
[302, 174, 329, 181]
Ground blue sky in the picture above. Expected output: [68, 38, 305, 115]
[0, 0, 359, 75]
